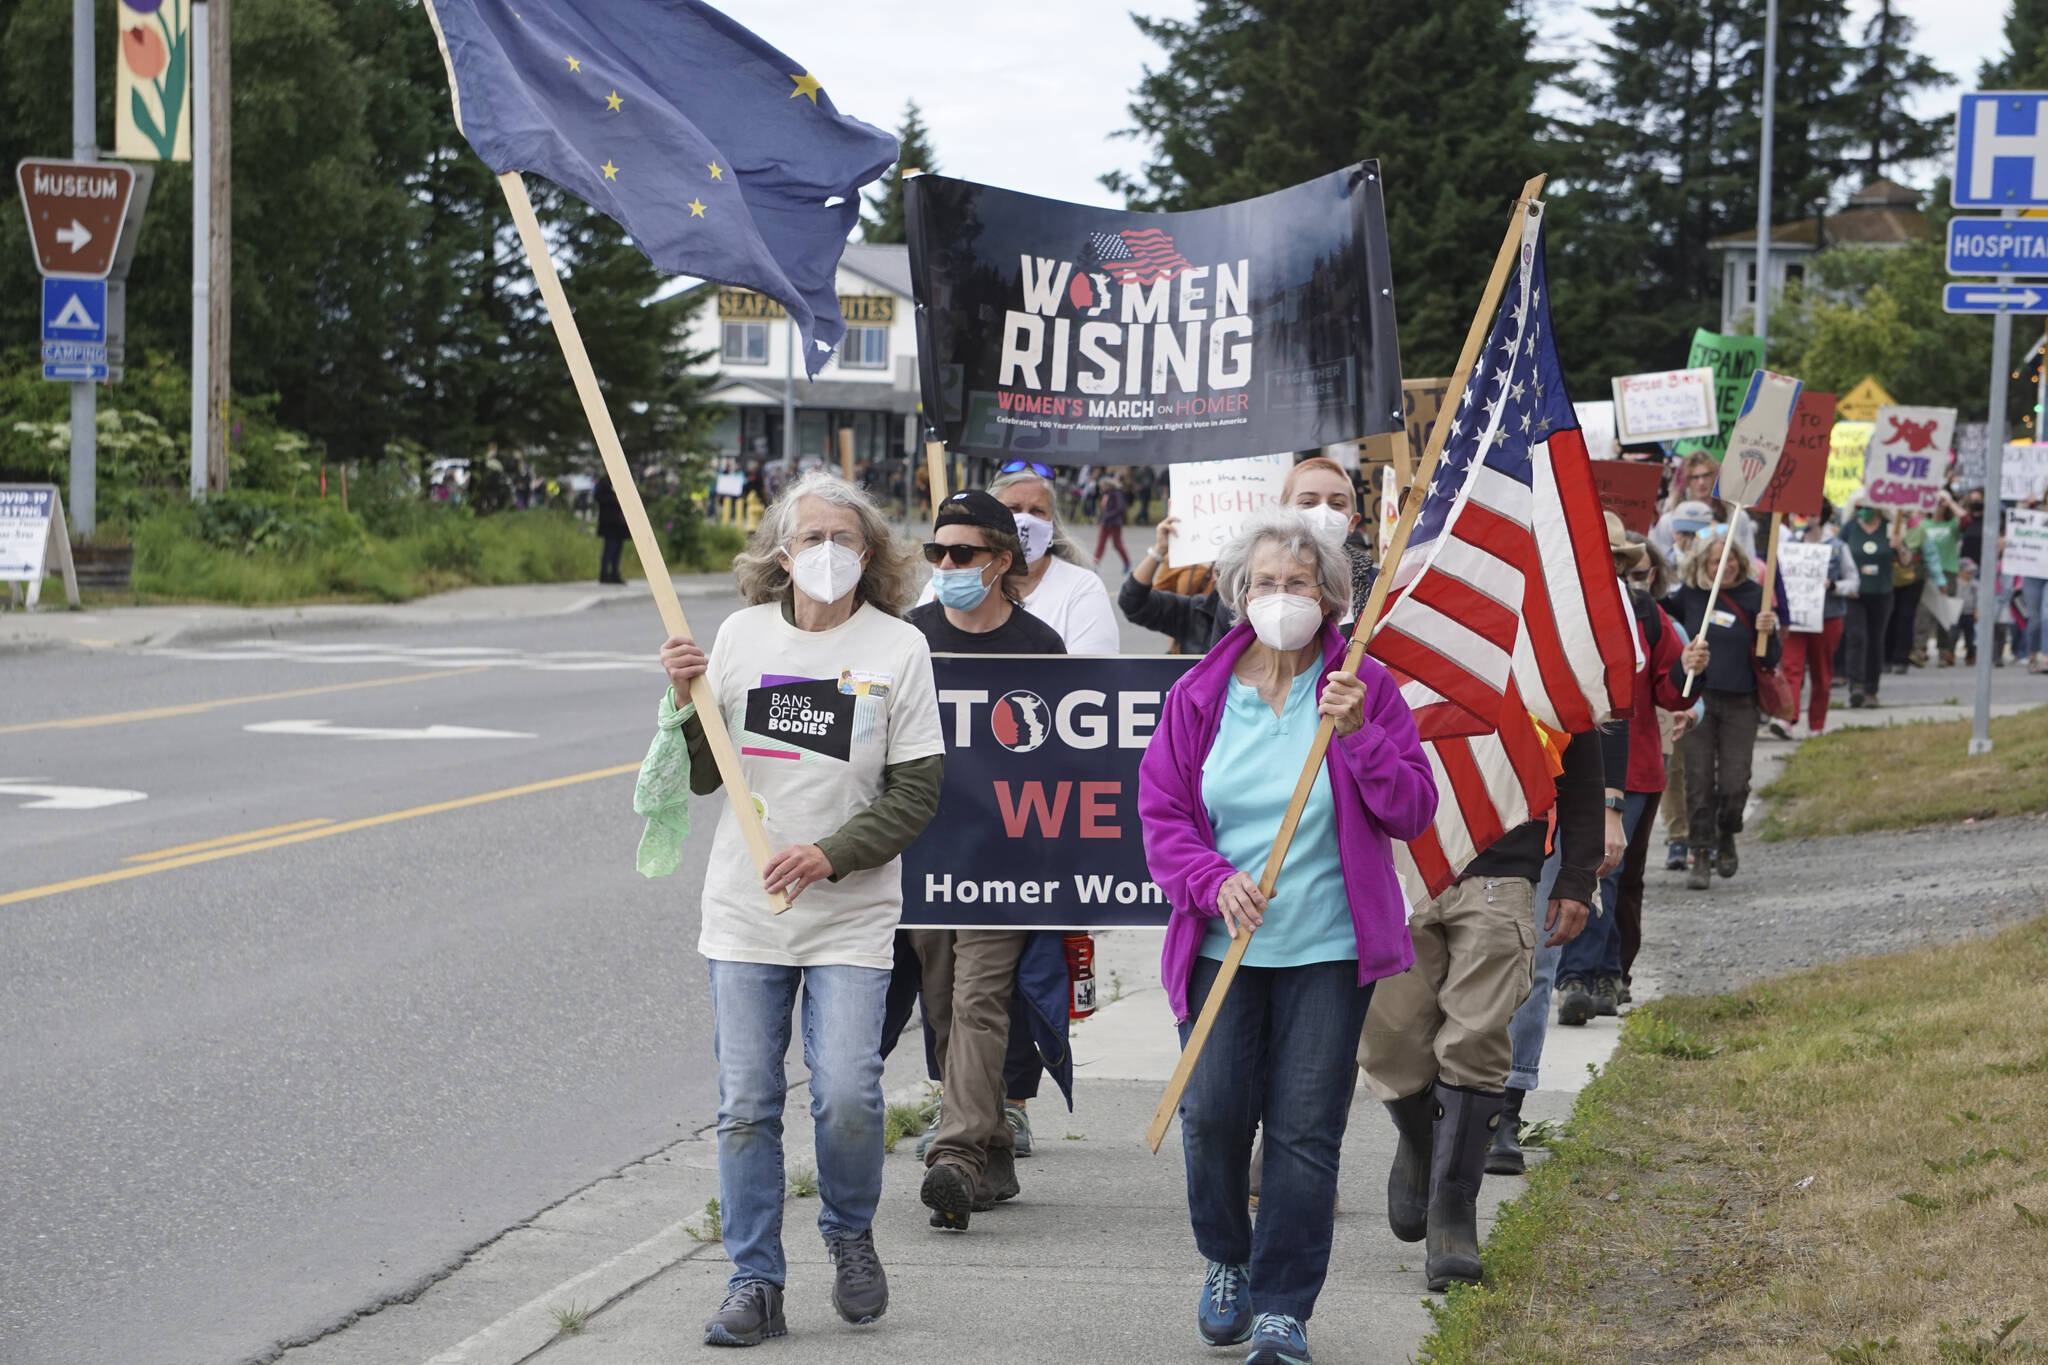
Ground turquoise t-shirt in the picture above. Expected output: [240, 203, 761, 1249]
[1197, 661, 1356, 969]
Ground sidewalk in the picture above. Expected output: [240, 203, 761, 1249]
[0, 577, 737, 654]
[281, 930, 1631, 1365]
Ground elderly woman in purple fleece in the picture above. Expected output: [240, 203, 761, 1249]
[1138, 507, 1436, 1365]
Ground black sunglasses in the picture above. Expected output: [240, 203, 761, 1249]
[1000, 460, 1056, 478]
[922, 542, 996, 566]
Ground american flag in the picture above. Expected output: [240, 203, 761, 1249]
[1088, 228, 1193, 286]
[1366, 202, 1636, 896]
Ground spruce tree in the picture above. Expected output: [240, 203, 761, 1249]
[861, 100, 936, 245]
[1982, 0, 2048, 86]
[1839, 0, 1952, 182]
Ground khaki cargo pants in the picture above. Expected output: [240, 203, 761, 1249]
[1358, 875, 1537, 1102]
[906, 929, 1027, 1182]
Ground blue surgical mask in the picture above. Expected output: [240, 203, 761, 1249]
[933, 565, 993, 610]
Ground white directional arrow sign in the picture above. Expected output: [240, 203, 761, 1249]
[0, 778, 148, 810]
[53, 219, 92, 253]
[243, 719, 536, 741]
[1944, 283, 2048, 313]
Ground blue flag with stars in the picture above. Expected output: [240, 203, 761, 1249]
[425, 0, 897, 376]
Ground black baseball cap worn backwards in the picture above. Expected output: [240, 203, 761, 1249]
[934, 489, 1019, 540]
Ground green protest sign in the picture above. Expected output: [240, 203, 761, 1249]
[1673, 328, 1766, 462]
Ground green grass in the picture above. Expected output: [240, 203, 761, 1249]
[1759, 706, 2048, 841]
[883, 1088, 940, 1155]
[786, 1163, 818, 1198]
[686, 1197, 722, 1243]
[551, 1303, 591, 1336]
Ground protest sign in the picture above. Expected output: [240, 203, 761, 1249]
[1611, 367, 1718, 444]
[1590, 459, 1665, 533]
[1863, 405, 1956, 512]
[905, 165, 1403, 465]
[714, 471, 746, 499]
[1378, 463, 1398, 560]
[2005, 507, 2048, 578]
[1755, 389, 1835, 515]
[1165, 453, 1293, 567]
[2004, 442, 2048, 501]
[1716, 370, 1802, 507]
[899, 654, 1197, 930]
[1673, 329, 1767, 460]
[1952, 422, 1988, 490]
[1826, 421, 1873, 508]
[1776, 540, 1833, 633]
[1575, 400, 1619, 461]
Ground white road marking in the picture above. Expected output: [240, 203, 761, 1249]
[0, 779, 148, 810]
[243, 720, 537, 741]
[151, 641, 660, 672]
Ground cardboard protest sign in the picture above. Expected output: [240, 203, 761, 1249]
[1952, 423, 1988, 490]
[1716, 370, 1802, 507]
[1825, 421, 1873, 508]
[1611, 367, 1718, 444]
[1165, 453, 1293, 567]
[1755, 390, 1835, 516]
[2004, 507, 2048, 578]
[900, 654, 1198, 930]
[1776, 540, 1834, 633]
[905, 165, 1402, 464]
[2003, 442, 2048, 501]
[1575, 400, 1619, 461]
[1862, 406, 1956, 512]
[1590, 459, 1665, 533]
[1674, 329, 1767, 461]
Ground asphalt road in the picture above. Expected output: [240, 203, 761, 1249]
[1, 599, 747, 1365]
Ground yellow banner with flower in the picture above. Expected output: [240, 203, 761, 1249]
[114, 0, 193, 162]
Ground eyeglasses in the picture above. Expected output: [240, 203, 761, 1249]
[786, 530, 864, 552]
[922, 542, 995, 566]
[1000, 460, 1056, 479]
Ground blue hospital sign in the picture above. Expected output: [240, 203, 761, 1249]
[1954, 92, 2048, 208]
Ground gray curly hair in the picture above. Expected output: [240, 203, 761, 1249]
[987, 470, 1090, 566]
[1212, 507, 1353, 623]
[732, 471, 920, 615]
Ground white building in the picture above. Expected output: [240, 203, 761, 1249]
[1708, 177, 1932, 335]
[683, 243, 923, 469]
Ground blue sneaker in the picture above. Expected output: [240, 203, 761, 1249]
[1196, 1260, 1252, 1346]
[1244, 1312, 1311, 1365]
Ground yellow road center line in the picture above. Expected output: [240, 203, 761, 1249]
[0, 763, 640, 908]
[0, 666, 496, 735]
[124, 818, 338, 862]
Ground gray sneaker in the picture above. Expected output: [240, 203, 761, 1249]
[1003, 1101, 1033, 1158]
[704, 1279, 786, 1347]
[826, 1230, 888, 1325]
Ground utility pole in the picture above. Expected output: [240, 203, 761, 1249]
[1755, 0, 1779, 351]
[781, 316, 796, 476]
[1970, 208, 2016, 756]
[71, 0, 96, 536]
[206, 0, 230, 492]
[189, 0, 210, 499]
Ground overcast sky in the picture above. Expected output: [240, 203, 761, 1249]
[709, 0, 2011, 212]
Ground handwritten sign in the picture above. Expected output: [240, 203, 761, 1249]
[1378, 464, 1398, 561]
[1166, 453, 1293, 568]
[1674, 329, 1767, 461]
[1717, 370, 1802, 507]
[1863, 405, 1956, 512]
[1591, 459, 1666, 534]
[1825, 421, 1873, 509]
[1776, 541, 1834, 633]
[2003, 442, 2048, 502]
[2004, 507, 2048, 578]
[1575, 400, 1619, 461]
[1612, 367, 1718, 444]
[1755, 390, 1835, 516]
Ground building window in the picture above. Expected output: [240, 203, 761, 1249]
[1745, 261, 1757, 304]
[722, 321, 768, 365]
[840, 324, 888, 370]
[1786, 262, 1805, 288]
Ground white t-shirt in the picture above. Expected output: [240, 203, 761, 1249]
[698, 601, 944, 970]
[919, 554, 1119, 653]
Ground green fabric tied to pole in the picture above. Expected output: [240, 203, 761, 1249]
[634, 689, 696, 878]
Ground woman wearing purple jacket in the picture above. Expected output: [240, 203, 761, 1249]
[1138, 509, 1436, 1365]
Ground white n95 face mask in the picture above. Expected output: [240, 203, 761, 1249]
[1300, 504, 1352, 547]
[1246, 592, 1323, 651]
[788, 541, 863, 604]
[1011, 512, 1055, 563]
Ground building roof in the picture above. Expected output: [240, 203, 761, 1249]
[1708, 177, 1934, 252]
[707, 375, 922, 415]
[837, 242, 912, 297]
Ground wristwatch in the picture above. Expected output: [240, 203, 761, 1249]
[1603, 795, 1626, 812]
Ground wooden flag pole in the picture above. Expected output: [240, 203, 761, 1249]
[1146, 173, 1548, 1154]
[924, 439, 951, 506]
[497, 170, 786, 914]
[1754, 511, 1783, 657]
[1681, 504, 1745, 698]
[838, 427, 856, 483]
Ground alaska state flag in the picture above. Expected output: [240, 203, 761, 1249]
[425, 0, 897, 375]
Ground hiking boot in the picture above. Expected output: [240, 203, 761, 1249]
[914, 1100, 942, 1160]
[1665, 841, 1688, 871]
[1620, 977, 1633, 1005]
[1848, 690, 1867, 709]
[704, 1280, 786, 1347]
[1555, 975, 1595, 1027]
[1196, 1259, 1253, 1347]
[825, 1230, 888, 1325]
[1003, 1101, 1033, 1157]
[1383, 1086, 1434, 1242]
[1686, 848, 1714, 890]
[921, 1160, 975, 1232]
[1484, 1086, 1527, 1176]
[1593, 976, 1620, 1017]
[1425, 1084, 1502, 1292]
[979, 1143, 1020, 1205]
[1716, 832, 1739, 878]
[1244, 1312, 1313, 1365]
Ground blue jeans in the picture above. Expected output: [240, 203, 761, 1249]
[2022, 576, 2047, 659]
[706, 959, 890, 1290]
[1504, 851, 1562, 1093]
[1178, 956, 1374, 1322]
[1559, 793, 1653, 982]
